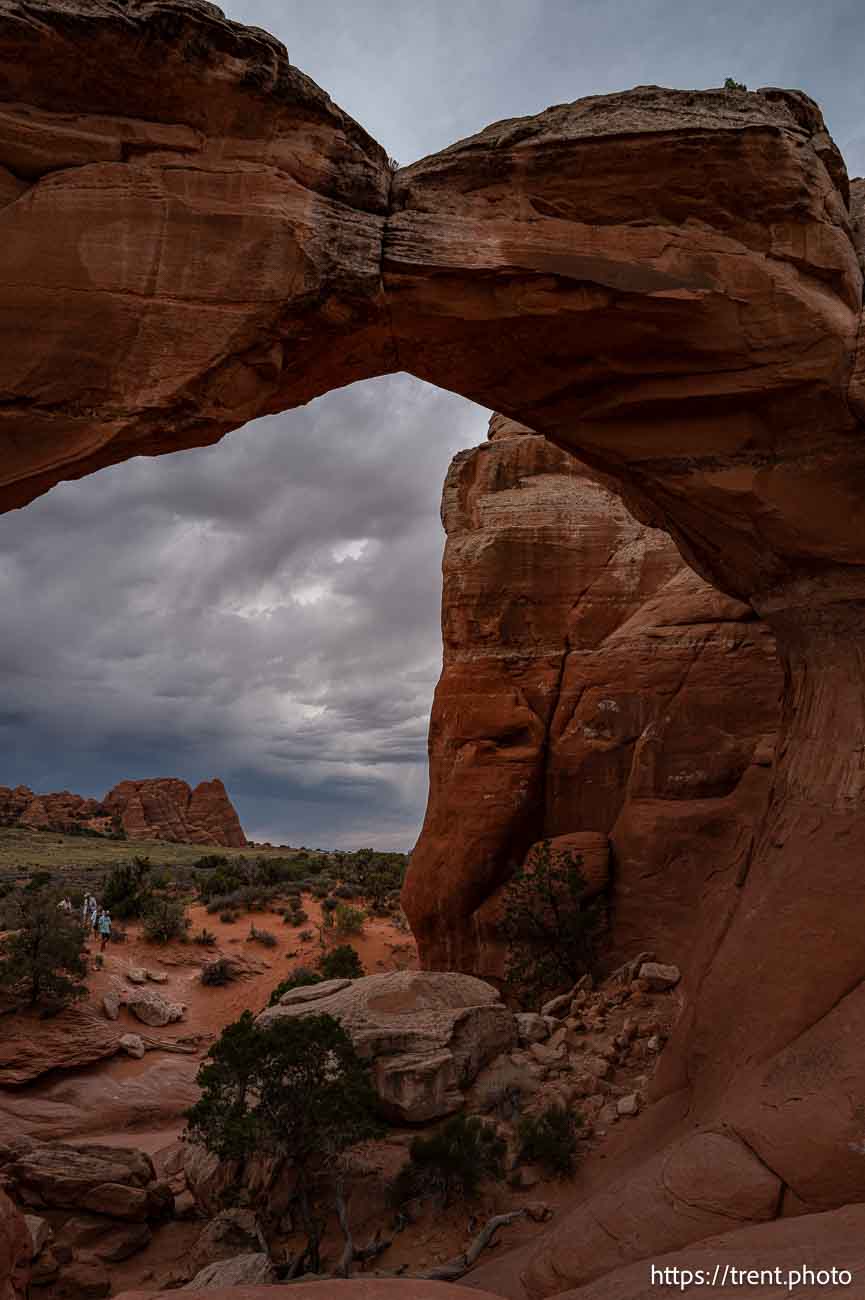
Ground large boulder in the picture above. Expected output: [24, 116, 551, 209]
[0, 1008, 120, 1085]
[5, 1143, 169, 1223]
[258, 970, 516, 1122]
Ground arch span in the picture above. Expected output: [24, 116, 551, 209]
[2, 1, 865, 1292]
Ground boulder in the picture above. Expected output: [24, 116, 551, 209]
[638, 961, 681, 990]
[126, 990, 185, 1028]
[55, 1216, 151, 1263]
[515, 1013, 549, 1045]
[0, 1009, 119, 1086]
[125, 969, 148, 986]
[187, 1210, 263, 1276]
[6, 1143, 161, 1222]
[183, 1254, 276, 1289]
[258, 970, 516, 1123]
[2, 1191, 32, 1300]
[101, 992, 120, 1022]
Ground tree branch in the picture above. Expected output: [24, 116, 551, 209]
[414, 1209, 526, 1282]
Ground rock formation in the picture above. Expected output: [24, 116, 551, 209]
[259, 970, 516, 1123]
[0, 1191, 28, 1300]
[0, 776, 246, 846]
[1, 4, 865, 1293]
[406, 416, 781, 979]
[104, 777, 247, 847]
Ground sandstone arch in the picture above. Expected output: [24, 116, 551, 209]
[2, 1, 865, 1293]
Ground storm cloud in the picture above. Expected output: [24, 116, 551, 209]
[1, 0, 861, 847]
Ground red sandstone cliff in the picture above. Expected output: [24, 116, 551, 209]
[404, 417, 782, 982]
[0, 777, 246, 847]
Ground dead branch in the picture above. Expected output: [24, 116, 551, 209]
[414, 1208, 526, 1282]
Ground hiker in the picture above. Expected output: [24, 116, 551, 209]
[89, 896, 100, 933]
[81, 892, 93, 924]
[98, 909, 112, 952]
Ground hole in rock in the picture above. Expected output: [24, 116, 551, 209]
[0, 375, 490, 851]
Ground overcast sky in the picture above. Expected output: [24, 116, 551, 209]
[1, 0, 862, 850]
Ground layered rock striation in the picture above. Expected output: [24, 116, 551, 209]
[104, 777, 247, 847]
[2, 7, 865, 1294]
[0, 776, 246, 846]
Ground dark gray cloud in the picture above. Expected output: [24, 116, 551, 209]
[0, 378, 487, 849]
[3, 0, 862, 848]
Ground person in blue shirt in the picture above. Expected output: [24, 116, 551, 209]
[98, 909, 112, 953]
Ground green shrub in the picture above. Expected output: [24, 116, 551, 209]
[201, 957, 238, 986]
[0, 892, 88, 1008]
[299, 929, 314, 942]
[724, 76, 747, 90]
[501, 840, 605, 1002]
[102, 858, 152, 920]
[194, 854, 228, 870]
[334, 902, 365, 935]
[193, 927, 217, 947]
[391, 1114, 506, 1207]
[319, 944, 363, 981]
[249, 925, 278, 948]
[218, 910, 238, 924]
[142, 898, 188, 943]
[516, 1104, 582, 1176]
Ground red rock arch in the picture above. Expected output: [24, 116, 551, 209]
[2, 2, 865, 1293]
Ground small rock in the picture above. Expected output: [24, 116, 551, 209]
[173, 1190, 197, 1220]
[515, 1013, 549, 1045]
[102, 992, 120, 1022]
[126, 967, 148, 985]
[529, 1040, 566, 1067]
[25, 1214, 52, 1257]
[598, 1103, 619, 1125]
[119, 1034, 146, 1059]
[617, 1093, 640, 1116]
[638, 961, 680, 991]
[126, 989, 185, 1028]
[145, 970, 168, 983]
[647, 1034, 662, 1053]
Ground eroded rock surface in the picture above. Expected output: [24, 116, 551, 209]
[0, 775, 246, 845]
[2, 10, 865, 1295]
[0, 1007, 120, 1086]
[406, 418, 781, 977]
[104, 778, 246, 847]
[259, 970, 515, 1122]
[0, 1190, 29, 1300]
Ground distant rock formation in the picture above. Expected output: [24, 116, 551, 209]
[0, 777, 246, 847]
[404, 417, 782, 980]
[104, 778, 247, 848]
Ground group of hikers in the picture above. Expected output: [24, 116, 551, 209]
[57, 892, 113, 951]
